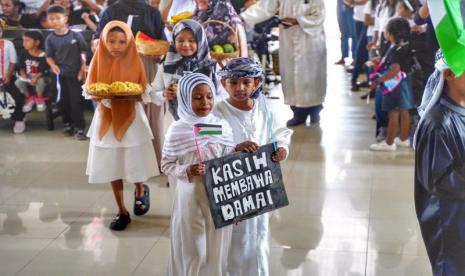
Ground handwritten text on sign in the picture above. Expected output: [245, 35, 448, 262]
[203, 144, 289, 229]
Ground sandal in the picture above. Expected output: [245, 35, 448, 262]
[134, 184, 150, 216]
[109, 212, 131, 231]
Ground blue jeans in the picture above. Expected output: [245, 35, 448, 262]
[351, 21, 368, 85]
[337, 0, 356, 58]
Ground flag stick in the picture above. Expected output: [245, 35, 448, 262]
[193, 132, 203, 163]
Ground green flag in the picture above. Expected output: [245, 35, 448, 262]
[429, 0, 465, 76]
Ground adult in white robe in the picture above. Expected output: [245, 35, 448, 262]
[241, 0, 327, 126]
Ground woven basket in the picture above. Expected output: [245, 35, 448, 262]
[135, 40, 170, 56]
[86, 83, 143, 98]
[86, 90, 143, 98]
[202, 20, 240, 60]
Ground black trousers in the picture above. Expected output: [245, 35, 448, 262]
[290, 105, 323, 119]
[5, 76, 25, 122]
[57, 75, 85, 129]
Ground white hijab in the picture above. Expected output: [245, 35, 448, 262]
[163, 73, 235, 157]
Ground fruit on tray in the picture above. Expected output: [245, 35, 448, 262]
[211, 44, 236, 54]
[136, 32, 154, 42]
[223, 43, 234, 53]
[87, 82, 143, 95]
[135, 31, 169, 55]
[169, 12, 194, 25]
[109, 81, 143, 93]
[212, 45, 224, 54]
[87, 82, 110, 93]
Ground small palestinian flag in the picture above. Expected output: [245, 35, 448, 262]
[428, 0, 465, 76]
[194, 123, 222, 136]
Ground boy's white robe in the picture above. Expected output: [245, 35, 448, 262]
[214, 99, 292, 276]
[241, 0, 327, 108]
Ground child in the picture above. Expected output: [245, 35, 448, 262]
[151, 19, 224, 120]
[370, 17, 414, 151]
[0, 19, 24, 133]
[396, 0, 417, 22]
[415, 50, 465, 275]
[214, 57, 293, 276]
[85, 21, 160, 231]
[45, 4, 88, 140]
[15, 30, 49, 113]
[161, 73, 235, 275]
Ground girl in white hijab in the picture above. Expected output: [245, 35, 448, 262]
[161, 72, 235, 276]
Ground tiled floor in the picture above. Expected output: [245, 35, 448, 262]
[0, 5, 431, 276]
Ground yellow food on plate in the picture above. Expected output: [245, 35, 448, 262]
[87, 82, 143, 96]
[123, 82, 143, 93]
[87, 82, 110, 94]
[109, 81, 143, 93]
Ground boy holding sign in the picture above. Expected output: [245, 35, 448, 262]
[215, 58, 293, 276]
[161, 73, 236, 276]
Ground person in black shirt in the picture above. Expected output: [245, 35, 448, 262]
[15, 30, 49, 113]
[38, 0, 98, 30]
[0, 0, 41, 28]
[414, 2, 438, 80]
[94, 0, 165, 40]
[414, 50, 465, 276]
[45, 4, 88, 140]
[370, 17, 414, 151]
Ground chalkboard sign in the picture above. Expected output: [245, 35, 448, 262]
[203, 143, 289, 229]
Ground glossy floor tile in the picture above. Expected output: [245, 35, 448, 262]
[0, 4, 431, 275]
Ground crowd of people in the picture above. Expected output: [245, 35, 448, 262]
[336, 0, 438, 152]
[82, 1, 297, 275]
[0, 0, 328, 275]
[3, 0, 463, 275]
[339, 1, 465, 275]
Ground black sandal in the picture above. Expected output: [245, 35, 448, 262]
[134, 184, 150, 216]
[109, 212, 131, 231]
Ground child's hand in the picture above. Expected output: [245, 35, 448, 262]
[187, 164, 206, 177]
[81, 12, 90, 21]
[78, 65, 87, 81]
[30, 77, 38, 86]
[235, 141, 259, 153]
[272, 147, 287, 162]
[281, 17, 298, 29]
[164, 83, 177, 100]
[366, 41, 376, 51]
[51, 64, 60, 75]
[370, 80, 379, 90]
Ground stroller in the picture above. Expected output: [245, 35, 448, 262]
[250, 16, 281, 97]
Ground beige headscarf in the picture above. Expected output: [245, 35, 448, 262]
[86, 21, 147, 141]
